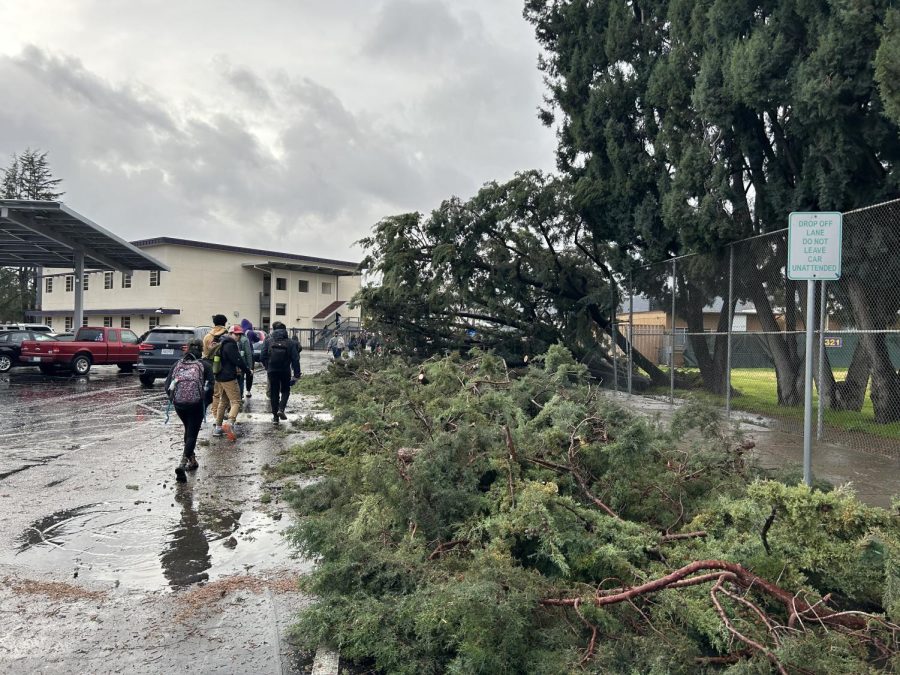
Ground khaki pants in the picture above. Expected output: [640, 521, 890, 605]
[215, 379, 241, 426]
[210, 381, 222, 420]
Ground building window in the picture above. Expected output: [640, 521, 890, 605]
[65, 276, 73, 292]
[298, 280, 309, 293]
[82, 316, 89, 327]
[321, 282, 332, 295]
[120, 316, 131, 329]
[104, 272, 113, 289]
[276, 277, 287, 291]
[103, 316, 113, 328]
[149, 316, 160, 328]
[65, 316, 73, 331]
[44, 317, 53, 328]
[45, 277, 53, 293]
[150, 270, 160, 286]
[275, 303, 286, 316]
[83, 274, 89, 291]
[122, 273, 132, 288]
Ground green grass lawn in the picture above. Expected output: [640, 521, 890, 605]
[648, 367, 900, 441]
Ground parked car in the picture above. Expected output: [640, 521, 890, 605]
[137, 326, 212, 386]
[0, 323, 55, 334]
[20, 326, 141, 375]
[0, 330, 59, 373]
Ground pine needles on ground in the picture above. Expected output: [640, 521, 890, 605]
[282, 346, 900, 674]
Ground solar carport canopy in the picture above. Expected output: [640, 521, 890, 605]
[0, 200, 168, 272]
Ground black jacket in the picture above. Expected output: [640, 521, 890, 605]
[260, 328, 301, 376]
[214, 334, 246, 382]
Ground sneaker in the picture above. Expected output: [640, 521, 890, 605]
[246, 392, 252, 399]
[273, 414, 280, 425]
[278, 410, 287, 420]
[186, 456, 199, 471]
[223, 421, 237, 441]
[212, 425, 223, 437]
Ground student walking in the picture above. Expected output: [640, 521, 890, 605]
[211, 327, 248, 440]
[260, 321, 301, 425]
[203, 314, 229, 423]
[165, 339, 214, 483]
[231, 324, 254, 400]
[326, 333, 346, 360]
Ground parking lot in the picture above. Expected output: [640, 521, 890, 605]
[0, 353, 331, 673]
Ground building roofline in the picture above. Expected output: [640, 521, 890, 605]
[130, 236, 360, 270]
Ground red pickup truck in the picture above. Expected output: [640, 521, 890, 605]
[20, 326, 141, 375]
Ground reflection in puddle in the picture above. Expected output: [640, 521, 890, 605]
[13, 494, 298, 590]
[161, 488, 240, 588]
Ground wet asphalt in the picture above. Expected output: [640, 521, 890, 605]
[0, 352, 333, 674]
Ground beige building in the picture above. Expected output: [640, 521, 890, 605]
[35, 237, 362, 335]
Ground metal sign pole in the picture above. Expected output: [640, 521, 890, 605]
[817, 281, 826, 440]
[788, 211, 842, 488]
[803, 280, 815, 487]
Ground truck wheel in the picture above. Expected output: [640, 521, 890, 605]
[0, 355, 11, 373]
[139, 374, 155, 387]
[71, 355, 92, 375]
[118, 364, 134, 373]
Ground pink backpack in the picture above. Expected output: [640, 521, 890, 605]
[169, 359, 205, 405]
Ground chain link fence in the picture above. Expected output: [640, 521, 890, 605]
[616, 198, 900, 458]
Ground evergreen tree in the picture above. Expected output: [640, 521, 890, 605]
[524, 1, 900, 415]
[0, 148, 65, 319]
[2, 148, 65, 201]
[358, 171, 670, 385]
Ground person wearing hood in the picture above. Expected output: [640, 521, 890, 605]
[203, 314, 229, 427]
[260, 321, 301, 425]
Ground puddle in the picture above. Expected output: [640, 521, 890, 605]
[0, 453, 64, 482]
[14, 491, 302, 591]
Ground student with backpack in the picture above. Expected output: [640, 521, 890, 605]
[203, 314, 229, 426]
[260, 321, 301, 425]
[211, 328, 249, 440]
[230, 324, 255, 400]
[165, 339, 214, 483]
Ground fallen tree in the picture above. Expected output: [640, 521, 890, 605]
[283, 347, 900, 673]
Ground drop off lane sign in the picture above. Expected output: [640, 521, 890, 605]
[787, 211, 842, 280]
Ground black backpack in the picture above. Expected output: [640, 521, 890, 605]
[268, 337, 292, 370]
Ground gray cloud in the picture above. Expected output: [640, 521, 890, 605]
[0, 1, 556, 259]
[362, 0, 466, 64]
[216, 58, 274, 108]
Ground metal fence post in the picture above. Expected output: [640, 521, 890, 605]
[611, 280, 618, 393]
[817, 281, 826, 440]
[670, 259, 676, 405]
[627, 272, 633, 396]
[726, 245, 734, 420]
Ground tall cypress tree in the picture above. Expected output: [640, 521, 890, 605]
[525, 0, 900, 415]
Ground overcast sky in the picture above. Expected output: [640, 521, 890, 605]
[0, 1, 556, 261]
